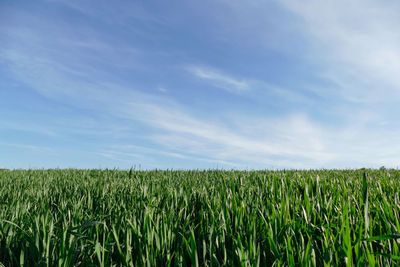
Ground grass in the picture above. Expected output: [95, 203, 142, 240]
[1, 169, 400, 266]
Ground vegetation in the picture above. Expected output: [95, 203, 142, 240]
[1, 169, 400, 266]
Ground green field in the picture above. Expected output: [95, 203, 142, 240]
[1, 169, 400, 266]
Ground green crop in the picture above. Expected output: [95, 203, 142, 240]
[1, 169, 400, 266]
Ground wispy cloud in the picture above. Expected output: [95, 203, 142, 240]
[278, 0, 400, 103]
[0, 142, 54, 152]
[185, 64, 315, 105]
[0, 121, 59, 137]
[100, 144, 236, 168]
[119, 100, 337, 168]
[186, 65, 249, 94]
[117, 95, 400, 169]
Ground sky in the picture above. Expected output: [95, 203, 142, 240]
[1, 0, 400, 169]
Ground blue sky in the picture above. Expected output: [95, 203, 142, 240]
[1, 0, 400, 169]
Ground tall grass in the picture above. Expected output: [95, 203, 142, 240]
[1, 169, 400, 266]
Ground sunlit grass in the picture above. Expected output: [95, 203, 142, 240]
[1, 169, 400, 266]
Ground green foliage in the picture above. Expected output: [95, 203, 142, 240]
[1, 169, 400, 266]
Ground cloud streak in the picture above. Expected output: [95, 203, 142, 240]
[186, 65, 249, 94]
[120, 100, 335, 167]
[278, 0, 400, 103]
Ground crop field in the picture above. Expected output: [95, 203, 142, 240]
[1, 169, 400, 266]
